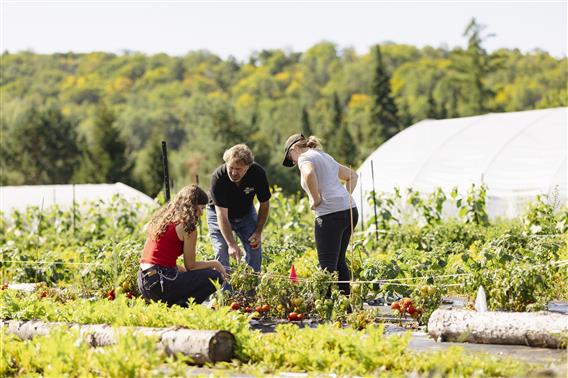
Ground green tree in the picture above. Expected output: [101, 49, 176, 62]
[327, 93, 357, 166]
[334, 122, 357, 166]
[1, 39, 566, 195]
[450, 18, 503, 115]
[426, 80, 447, 120]
[208, 98, 244, 152]
[397, 99, 414, 129]
[301, 107, 312, 136]
[133, 133, 165, 198]
[369, 45, 400, 144]
[73, 103, 132, 184]
[2, 107, 80, 184]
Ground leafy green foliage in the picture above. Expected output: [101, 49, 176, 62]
[370, 45, 400, 144]
[0, 187, 565, 375]
[73, 102, 133, 185]
[1, 327, 191, 377]
[2, 24, 566, 193]
[1, 106, 80, 185]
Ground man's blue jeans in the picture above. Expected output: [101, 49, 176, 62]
[207, 205, 262, 273]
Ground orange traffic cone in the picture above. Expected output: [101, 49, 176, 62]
[289, 263, 298, 284]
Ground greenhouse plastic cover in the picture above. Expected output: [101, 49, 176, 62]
[0, 182, 156, 215]
[352, 107, 567, 220]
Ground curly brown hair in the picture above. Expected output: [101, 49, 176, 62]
[147, 184, 209, 240]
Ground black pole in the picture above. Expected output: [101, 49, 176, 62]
[370, 160, 379, 241]
[195, 174, 202, 238]
[161, 141, 171, 202]
[359, 171, 364, 232]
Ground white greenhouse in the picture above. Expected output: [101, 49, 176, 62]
[352, 107, 567, 220]
[0, 182, 156, 215]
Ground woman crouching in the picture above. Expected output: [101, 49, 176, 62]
[138, 184, 227, 307]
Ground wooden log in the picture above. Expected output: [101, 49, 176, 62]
[2, 320, 234, 364]
[428, 309, 568, 349]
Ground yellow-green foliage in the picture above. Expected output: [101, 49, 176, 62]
[1, 322, 536, 377]
[244, 324, 532, 376]
[0, 291, 254, 360]
[1, 290, 540, 376]
[1, 328, 191, 377]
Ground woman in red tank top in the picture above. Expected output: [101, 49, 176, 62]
[137, 185, 227, 307]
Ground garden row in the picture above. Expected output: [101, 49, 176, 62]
[1, 187, 567, 375]
[0, 291, 543, 377]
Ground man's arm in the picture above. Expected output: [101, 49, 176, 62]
[215, 205, 242, 260]
[256, 200, 269, 234]
[249, 200, 269, 249]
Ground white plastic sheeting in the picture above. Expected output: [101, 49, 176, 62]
[352, 107, 567, 220]
[0, 183, 156, 214]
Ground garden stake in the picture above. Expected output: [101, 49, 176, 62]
[348, 165, 355, 291]
[72, 183, 76, 235]
[35, 198, 44, 282]
[195, 174, 202, 239]
[370, 160, 379, 241]
[161, 141, 171, 202]
[359, 171, 364, 232]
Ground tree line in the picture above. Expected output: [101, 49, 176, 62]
[1, 19, 565, 196]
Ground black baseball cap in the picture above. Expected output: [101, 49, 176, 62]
[282, 133, 305, 167]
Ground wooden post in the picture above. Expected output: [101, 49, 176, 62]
[359, 171, 364, 232]
[161, 141, 171, 202]
[72, 184, 76, 235]
[370, 160, 379, 241]
[195, 174, 202, 238]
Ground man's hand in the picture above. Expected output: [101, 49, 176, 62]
[248, 231, 262, 249]
[228, 244, 242, 261]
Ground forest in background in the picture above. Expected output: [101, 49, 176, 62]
[1, 19, 566, 196]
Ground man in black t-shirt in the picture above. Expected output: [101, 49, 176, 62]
[207, 144, 271, 273]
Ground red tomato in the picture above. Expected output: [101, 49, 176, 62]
[230, 302, 240, 311]
[288, 312, 299, 321]
[106, 290, 115, 301]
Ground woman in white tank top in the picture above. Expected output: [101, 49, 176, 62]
[282, 134, 359, 295]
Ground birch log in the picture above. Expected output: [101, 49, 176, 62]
[428, 309, 568, 349]
[2, 320, 235, 364]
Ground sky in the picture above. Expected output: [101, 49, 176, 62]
[1, 1, 566, 60]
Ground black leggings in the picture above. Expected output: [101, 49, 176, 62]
[137, 266, 223, 307]
[314, 207, 358, 295]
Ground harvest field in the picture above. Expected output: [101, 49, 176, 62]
[1, 186, 567, 376]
